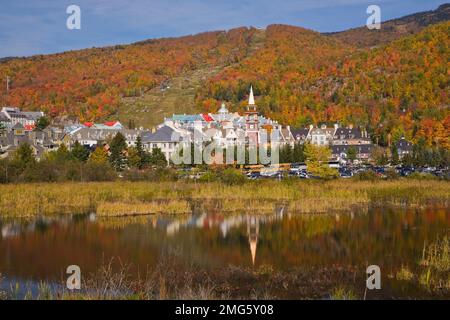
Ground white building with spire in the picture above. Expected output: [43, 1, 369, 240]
[245, 86, 260, 145]
[162, 87, 295, 150]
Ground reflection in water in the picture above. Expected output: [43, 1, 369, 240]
[155, 205, 287, 265]
[0, 206, 288, 271]
[1, 213, 97, 239]
[247, 216, 259, 265]
[0, 205, 449, 299]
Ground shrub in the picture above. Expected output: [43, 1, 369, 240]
[83, 163, 116, 181]
[198, 171, 218, 183]
[149, 168, 178, 182]
[219, 168, 246, 186]
[352, 170, 379, 181]
[385, 168, 400, 180]
[408, 172, 438, 180]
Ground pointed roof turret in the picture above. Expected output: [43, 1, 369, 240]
[218, 102, 229, 114]
[248, 86, 255, 106]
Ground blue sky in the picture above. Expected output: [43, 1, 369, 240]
[0, 0, 447, 57]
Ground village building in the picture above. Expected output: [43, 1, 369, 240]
[291, 127, 311, 144]
[141, 125, 187, 162]
[333, 126, 371, 145]
[0, 123, 47, 159]
[330, 126, 373, 162]
[1, 107, 44, 131]
[309, 124, 338, 146]
[290, 123, 374, 162]
[68, 127, 142, 148]
[1, 91, 377, 165]
[163, 87, 295, 150]
[331, 144, 373, 162]
[245, 86, 260, 145]
[396, 137, 413, 159]
[0, 113, 11, 129]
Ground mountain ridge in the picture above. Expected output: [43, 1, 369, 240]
[0, 5, 448, 148]
[326, 3, 450, 47]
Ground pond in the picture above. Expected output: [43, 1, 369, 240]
[0, 205, 449, 299]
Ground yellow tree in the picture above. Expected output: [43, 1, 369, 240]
[304, 144, 338, 179]
[88, 146, 108, 165]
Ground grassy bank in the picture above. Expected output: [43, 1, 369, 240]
[0, 180, 449, 217]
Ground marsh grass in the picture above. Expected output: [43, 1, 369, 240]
[1, 252, 366, 300]
[0, 180, 448, 217]
[420, 236, 450, 272]
[97, 200, 191, 217]
[418, 236, 450, 291]
[0, 274, 6, 300]
[329, 287, 358, 300]
[396, 265, 415, 281]
[97, 216, 154, 229]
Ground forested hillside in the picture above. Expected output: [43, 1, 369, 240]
[327, 3, 450, 48]
[197, 22, 449, 148]
[0, 28, 256, 121]
[0, 7, 448, 149]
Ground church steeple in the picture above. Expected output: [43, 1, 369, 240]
[245, 86, 259, 145]
[248, 86, 255, 106]
[247, 86, 257, 112]
[218, 102, 229, 115]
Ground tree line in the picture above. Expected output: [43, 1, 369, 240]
[0, 133, 169, 183]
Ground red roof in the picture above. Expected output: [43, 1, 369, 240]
[104, 121, 119, 127]
[84, 122, 93, 127]
[24, 124, 35, 131]
[202, 114, 213, 122]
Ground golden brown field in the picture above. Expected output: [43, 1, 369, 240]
[0, 179, 448, 217]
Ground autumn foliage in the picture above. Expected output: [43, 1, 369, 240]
[0, 28, 256, 121]
[197, 23, 450, 149]
[0, 22, 448, 149]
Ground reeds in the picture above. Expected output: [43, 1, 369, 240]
[420, 236, 450, 272]
[97, 200, 191, 217]
[0, 255, 363, 300]
[329, 287, 358, 300]
[396, 265, 414, 281]
[0, 180, 448, 217]
[419, 236, 450, 291]
[389, 237, 450, 291]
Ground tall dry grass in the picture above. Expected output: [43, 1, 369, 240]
[0, 180, 448, 217]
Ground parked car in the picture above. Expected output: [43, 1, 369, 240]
[247, 172, 262, 180]
[339, 169, 353, 178]
[399, 166, 415, 177]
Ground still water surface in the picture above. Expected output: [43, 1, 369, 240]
[0, 206, 449, 298]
